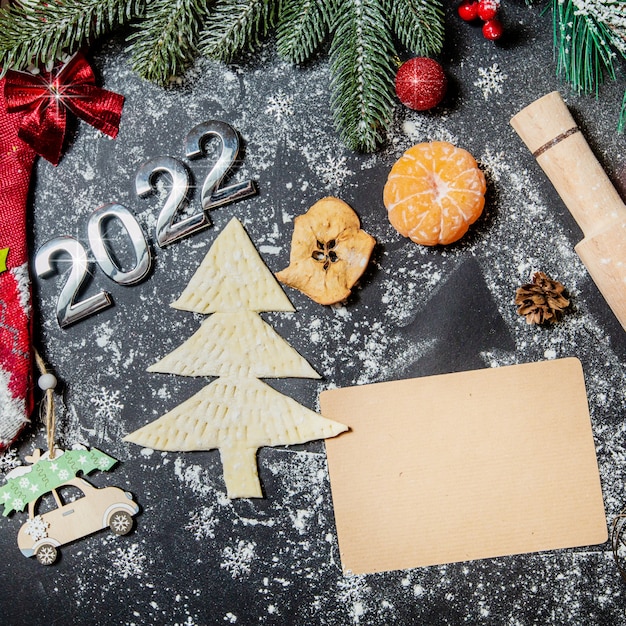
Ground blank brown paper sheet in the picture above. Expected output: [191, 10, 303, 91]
[321, 358, 607, 575]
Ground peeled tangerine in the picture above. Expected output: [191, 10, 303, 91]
[383, 141, 486, 246]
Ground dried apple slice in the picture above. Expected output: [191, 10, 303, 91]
[276, 197, 376, 305]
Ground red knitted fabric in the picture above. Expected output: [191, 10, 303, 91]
[0, 76, 37, 451]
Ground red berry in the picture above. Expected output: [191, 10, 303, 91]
[477, 0, 499, 21]
[482, 18, 503, 40]
[395, 57, 447, 111]
[458, 1, 479, 21]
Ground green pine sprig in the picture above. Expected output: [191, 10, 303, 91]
[551, 0, 626, 131]
[129, 0, 212, 85]
[0, 0, 144, 73]
[276, 0, 337, 63]
[385, 0, 445, 57]
[198, 0, 278, 63]
[329, 0, 398, 152]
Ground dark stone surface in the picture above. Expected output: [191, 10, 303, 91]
[2, 3, 626, 624]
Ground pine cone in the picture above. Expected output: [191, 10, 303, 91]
[515, 272, 570, 325]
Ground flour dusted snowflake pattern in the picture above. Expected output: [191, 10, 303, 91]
[185, 506, 218, 541]
[314, 154, 354, 189]
[90, 387, 124, 443]
[474, 63, 508, 100]
[91, 387, 124, 420]
[265, 91, 294, 123]
[220, 540, 256, 579]
[111, 543, 147, 579]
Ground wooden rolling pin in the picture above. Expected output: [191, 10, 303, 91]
[511, 91, 626, 330]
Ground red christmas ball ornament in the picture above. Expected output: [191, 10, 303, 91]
[477, 0, 500, 21]
[482, 18, 504, 40]
[395, 57, 447, 111]
[458, 1, 479, 21]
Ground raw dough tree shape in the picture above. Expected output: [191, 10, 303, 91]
[124, 218, 347, 498]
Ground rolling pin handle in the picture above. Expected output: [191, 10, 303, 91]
[510, 91, 626, 239]
[511, 92, 626, 332]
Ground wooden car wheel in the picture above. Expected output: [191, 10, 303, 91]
[109, 510, 133, 535]
[36, 544, 58, 566]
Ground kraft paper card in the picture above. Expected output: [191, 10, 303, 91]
[321, 358, 607, 574]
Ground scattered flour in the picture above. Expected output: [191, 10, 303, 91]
[9, 9, 626, 624]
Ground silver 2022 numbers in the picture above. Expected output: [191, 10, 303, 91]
[35, 120, 256, 328]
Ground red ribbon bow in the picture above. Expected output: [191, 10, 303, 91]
[4, 52, 124, 165]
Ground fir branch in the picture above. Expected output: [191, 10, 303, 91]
[198, 0, 278, 63]
[385, 0, 445, 57]
[553, 0, 617, 92]
[129, 0, 212, 85]
[276, 0, 337, 64]
[552, 0, 626, 130]
[329, 0, 397, 152]
[0, 0, 144, 72]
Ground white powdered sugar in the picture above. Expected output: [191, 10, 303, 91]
[4, 5, 626, 623]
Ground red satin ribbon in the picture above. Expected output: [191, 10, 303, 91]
[3, 52, 124, 165]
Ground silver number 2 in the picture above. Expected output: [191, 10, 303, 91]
[184, 120, 256, 211]
[35, 236, 113, 328]
[135, 156, 207, 248]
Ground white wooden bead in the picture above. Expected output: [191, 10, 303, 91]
[38, 373, 57, 391]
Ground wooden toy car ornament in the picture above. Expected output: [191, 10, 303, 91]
[1, 447, 139, 565]
[0, 358, 139, 565]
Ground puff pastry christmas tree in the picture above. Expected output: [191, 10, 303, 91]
[124, 218, 347, 498]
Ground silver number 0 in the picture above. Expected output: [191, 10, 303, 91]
[87, 203, 152, 286]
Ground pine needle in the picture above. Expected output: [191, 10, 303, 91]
[276, 0, 337, 64]
[329, 0, 397, 152]
[385, 0, 445, 56]
[0, 0, 144, 72]
[128, 0, 212, 85]
[552, 0, 626, 131]
[198, 0, 278, 63]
